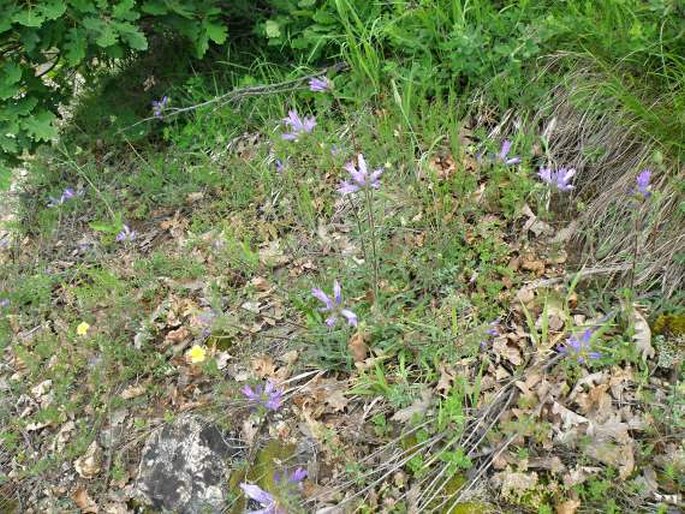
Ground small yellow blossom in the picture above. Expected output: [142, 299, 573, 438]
[76, 322, 90, 336]
[187, 345, 207, 364]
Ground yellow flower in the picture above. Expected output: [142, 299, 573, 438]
[76, 322, 90, 336]
[187, 345, 207, 364]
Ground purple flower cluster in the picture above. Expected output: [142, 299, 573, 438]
[48, 187, 77, 208]
[240, 467, 307, 514]
[309, 77, 332, 92]
[282, 110, 316, 141]
[116, 224, 136, 242]
[635, 169, 652, 198]
[242, 379, 284, 411]
[338, 153, 382, 195]
[557, 328, 601, 363]
[152, 96, 169, 119]
[311, 280, 358, 327]
[497, 140, 521, 165]
[537, 167, 576, 192]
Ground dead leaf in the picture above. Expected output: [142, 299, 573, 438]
[555, 498, 580, 514]
[252, 355, 277, 378]
[391, 388, 432, 423]
[51, 420, 76, 452]
[435, 364, 456, 395]
[72, 486, 99, 513]
[164, 326, 190, 345]
[74, 441, 102, 479]
[631, 307, 655, 360]
[493, 337, 523, 366]
[495, 468, 539, 498]
[348, 332, 368, 364]
[120, 384, 146, 400]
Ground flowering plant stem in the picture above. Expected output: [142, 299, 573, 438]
[364, 187, 380, 302]
[629, 209, 640, 292]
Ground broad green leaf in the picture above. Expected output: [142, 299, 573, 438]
[23, 111, 57, 142]
[65, 28, 87, 65]
[113, 0, 140, 21]
[116, 22, 148, 50]
[70, 0, 97, 12]
[0, 64, 23, 100]
[265, 20, 281, 39]
[0, 164, 12, 190]
[140, 0, 168, 15]
[0, 131, 19, 154]
[95, 23, 119, 47]
[205, 22, 227, 44]
[12, 9, 45, 28]
[40, 1, 67, 21]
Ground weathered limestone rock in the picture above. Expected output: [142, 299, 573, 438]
[136, 415, 239, 513]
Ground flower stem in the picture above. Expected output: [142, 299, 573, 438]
[629, 207, 640, 291]
[365, 187, 379, 302]
[349, 197, 369, 270]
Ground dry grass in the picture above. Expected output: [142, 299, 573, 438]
[535, 59, 685, 297]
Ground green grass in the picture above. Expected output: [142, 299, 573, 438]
[1, 2, 683, 512]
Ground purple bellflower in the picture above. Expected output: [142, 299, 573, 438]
[241, 379, 284, 411]
[557, 328, 601, 363]
[240, 483, 284, 514]
[281, 110, 316, 141]
[0, 298, 9, 309]
[312, 280, 358, 327]
[116, 224, 136, 242]
[309, 76, 332, 92]
[635, 169, 652, 198]
[537, 167, 576, 192]
[498, 140, 521, 165]
[152, 96, 169, 119]
[48, 187, 78, 208]
[338, 153, 383, 195]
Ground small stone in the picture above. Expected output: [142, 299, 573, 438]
[136, 415, 242, 513]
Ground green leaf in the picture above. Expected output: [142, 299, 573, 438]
[65, 28, 87, 65]
[0, 64, 23, 100]
[205, 22, 227, 44]
[95, 23, 119, 47]
[40, 1, 67, 21]
[23, 111, 57, 142]
[116, 22, 148, 50]
[113, 0, 136, 19]
[140, 0, 168, 15]
[12, 9, 45, 28]
[265, 20, 281, 39]
[0, 163, 12, 190]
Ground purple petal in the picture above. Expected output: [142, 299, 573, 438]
[240, 483, 274, 505]
[281, 132, 298, 141]
[537, 167, 552, 183]
[302, 116, 317, 132]
[357, 153, 368, 176]
[289, 467, 308, 483]
[325, 315, 337, 327]
[241, 385, 257, 401]
[588, 351, 602, 360]
[369, 167, 383, 182]
[341, 309, 358, 327]
[500, 140, 512, 160]
[333, 280, 342, 305]
[312, 288, 333, 310]
[505, 157, 521, 165]
[337, 181, 360, 195]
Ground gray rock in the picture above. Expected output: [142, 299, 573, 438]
[136, 415, 241, 513]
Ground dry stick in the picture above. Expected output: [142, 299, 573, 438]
[327, 433, 445, 509]
[120, 62, 349, 133]
[414, 387, 517, 511]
